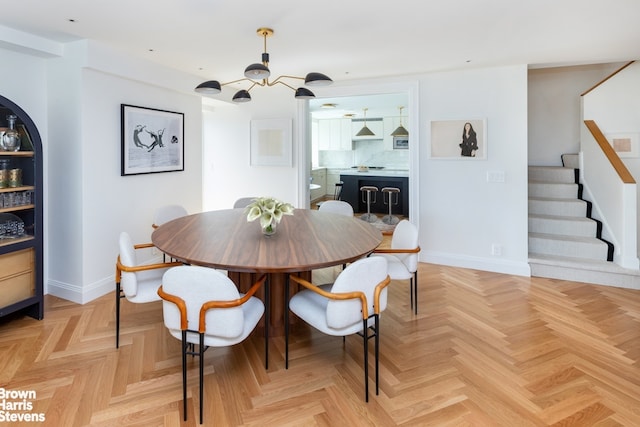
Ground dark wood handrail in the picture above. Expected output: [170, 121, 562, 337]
[581, 61, 635, 96]
[584, 120, 636, 184]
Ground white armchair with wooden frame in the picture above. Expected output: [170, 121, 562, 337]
[115, 231, 182, 348]
[371, 220, 421, 314]
[285, 257, 390, 402]
[158, 266, 267, 424]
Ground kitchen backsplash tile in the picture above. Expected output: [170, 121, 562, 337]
[318, 142, 409, 170]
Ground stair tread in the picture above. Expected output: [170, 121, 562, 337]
[529, 179, 578, 188]
[529, 196, 585, 202]
[529, 232, 605, 243]
[529, 253, 624, 272]
[529, 165, 575, 170]
[529, 213, 594, 222]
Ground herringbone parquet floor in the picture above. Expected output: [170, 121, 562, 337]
[1, 263, 639, 426]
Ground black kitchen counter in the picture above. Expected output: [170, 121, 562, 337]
[340, 174, 409, 217]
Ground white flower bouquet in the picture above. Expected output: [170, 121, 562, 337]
[245, 197, 294, 235]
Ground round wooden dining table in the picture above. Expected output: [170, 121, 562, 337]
[151, 208, 382, 335]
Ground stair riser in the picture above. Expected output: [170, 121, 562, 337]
[528, 167, 576, 183]
[529, 217, 597, 237]
[528, 183, 578, 198]
[529, 199, 587, 217]
[561, 154, 580, 169]
[529, 236, 609, 261]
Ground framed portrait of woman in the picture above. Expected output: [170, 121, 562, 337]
[429, 119, 487, 160]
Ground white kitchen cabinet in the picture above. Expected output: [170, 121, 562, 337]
[310, 168, 326, 202]
[351, 118, 384, 141]
[317, 119, 352, 151]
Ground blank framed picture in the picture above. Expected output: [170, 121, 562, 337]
[250, 118, 292, 166]
[606, 132, 639, 158]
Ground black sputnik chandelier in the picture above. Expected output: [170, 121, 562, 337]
[195, 27, 333, 102]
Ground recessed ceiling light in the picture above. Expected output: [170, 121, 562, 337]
[321, 103, 337, 109]
[343, 113, 355, 118]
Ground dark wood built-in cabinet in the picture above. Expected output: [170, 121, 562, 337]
[0, 95, 43, 320]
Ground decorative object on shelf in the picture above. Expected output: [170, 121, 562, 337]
[245, 197, 294, 236]
[0, 159, 9, 188]
[390, 106, 409, 137]
[355, 108, 375, 137]
[8, 168, 21, 188]
[0, 213, 25, 239]
[16, 124, 33, 151]
[195, 27, 332, 102]
[120, 104, 184, 176]
[1, 115, 21, 152]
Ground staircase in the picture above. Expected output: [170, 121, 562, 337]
[528, 154, 640, 289]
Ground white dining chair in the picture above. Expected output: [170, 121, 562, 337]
[152, 204, 188, 229]
[233, 197, 257, 209]
[371, 220, 420, 314]
[285, 256, 390, 401]
[158, 265, 267, 424]
[318, 200, 354, 216]
[115, 231, 181, 348]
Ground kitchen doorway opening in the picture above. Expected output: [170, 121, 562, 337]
[298, 83, 419, 230]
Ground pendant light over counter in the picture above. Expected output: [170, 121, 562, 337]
[355, 108, 375, 137]
[390, 106, 409, 137]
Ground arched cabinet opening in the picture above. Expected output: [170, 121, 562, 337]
[0, 95, 43, 320]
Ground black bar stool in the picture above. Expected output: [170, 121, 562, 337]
[360, 185, 378, 223]
[381, 187, 400, 225]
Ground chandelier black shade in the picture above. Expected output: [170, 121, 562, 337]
[195, 28, 333, 102]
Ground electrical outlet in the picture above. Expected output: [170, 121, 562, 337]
[491, 244, 502, 256]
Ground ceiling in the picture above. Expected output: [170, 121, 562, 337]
[1, 0, 638, 117]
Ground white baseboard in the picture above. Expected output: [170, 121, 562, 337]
[47, 276, 114, 305]
[422, 252, 531, 276]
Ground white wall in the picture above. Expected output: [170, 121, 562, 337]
[6, 39, 205, 303]
[202, 86, 301, 211]
[583, 61, 640, 174]
[420, 66, 530, 275]
[528, 62, 626, 166]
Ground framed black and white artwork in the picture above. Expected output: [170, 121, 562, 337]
[121, 104, 184, 176]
